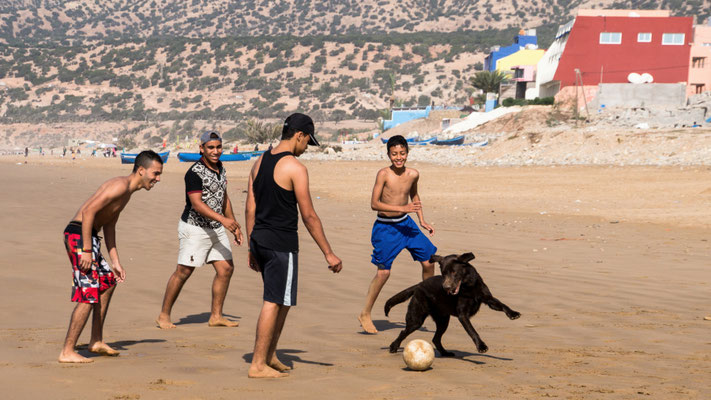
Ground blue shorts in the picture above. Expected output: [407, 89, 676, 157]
[370, 215, 437, 270]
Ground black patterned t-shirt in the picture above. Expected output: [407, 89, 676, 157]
[181, 158, 227, 229]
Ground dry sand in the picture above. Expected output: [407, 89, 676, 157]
[0, 155, 709, 399]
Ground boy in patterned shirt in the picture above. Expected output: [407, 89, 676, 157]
[156, 131, 243, 329]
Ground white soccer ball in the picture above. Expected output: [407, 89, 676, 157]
[403, 339, 435, 371]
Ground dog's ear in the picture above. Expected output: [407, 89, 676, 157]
[457, 252, 475, 263]
[429, 254, 442, 264]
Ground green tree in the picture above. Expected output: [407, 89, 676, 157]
[243, 119, 281, 143]
[470, 70, 508, 94]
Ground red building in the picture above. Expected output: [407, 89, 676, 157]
[537, 10, 693, 98]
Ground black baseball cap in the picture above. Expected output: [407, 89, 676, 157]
[283, 113, 319, 146]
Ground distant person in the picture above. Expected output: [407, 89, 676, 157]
[58, 151, 164, 363]
[245, 113, 342, 378]
[358, 134, 437, 334]
[63, 147, 67, 157]
[77, 148, 81, 156]
[233, 144, 239, 154]
[156, 131, 243, 329]
[39, 146, 43, 156]
[91, 149, 96, 157]
[254, 144, 259, 151]
[267, 143, 272, 151]
[71, 148, 76, 160]
[24, 147, 28, 158]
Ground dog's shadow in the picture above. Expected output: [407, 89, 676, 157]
[242, 349, 333, 369]
[386, 348, 513, 365]
[173, 312, 241, 326]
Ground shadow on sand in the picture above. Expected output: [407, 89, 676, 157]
[242, 349, 334, 369]
[173, 312, 241, 326]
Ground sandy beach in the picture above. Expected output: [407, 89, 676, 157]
[0, 155, 709, 399]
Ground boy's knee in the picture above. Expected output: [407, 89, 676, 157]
[377, 269, 391, 280]
[176, 265, 194, 280]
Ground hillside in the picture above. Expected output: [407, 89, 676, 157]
[1, 0, 708, 42]
[1, 0, 709, 148]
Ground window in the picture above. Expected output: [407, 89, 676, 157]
[637, 32, 652, 42]
[693, 84, 705, 94]
[692, 57, 706, 68]
[600, 32, 622, 44]
[662, 33, 685, 45]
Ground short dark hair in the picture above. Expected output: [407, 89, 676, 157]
[386, 135, 409, 153]
[281, 126, 298, 140]
[133, 150, 163, 172]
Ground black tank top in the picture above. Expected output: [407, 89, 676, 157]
[251, 151, 299, 252]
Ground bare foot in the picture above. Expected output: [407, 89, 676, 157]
[704, 316, 711, 321]
[248, 365, 289, 378]
[208, 316, 239, 327]
[58, 351, 94, 363]
[358, 313, 378, 334]
[88, 342, 120, 357]
[156, 315, 176, 329]
[268, 358, 292, 372]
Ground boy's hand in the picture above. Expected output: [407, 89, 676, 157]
[247, 251, 261, 272]
[421, 221, 435, 236]
[232, 229, 243, 246]
[112, 263, 126, 283]
[403, 201, 422, 213]
[325, 253, 342, 273]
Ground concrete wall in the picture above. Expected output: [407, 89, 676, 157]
[383, 106, 431, 131]
[596, 83, 687, 108]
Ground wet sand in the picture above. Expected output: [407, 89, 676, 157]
[0, 155, 709, 399]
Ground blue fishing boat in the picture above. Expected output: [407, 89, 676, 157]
[120, 151, 170, 164]
[432, 135, 465, 146]
[411, 137, 436, 145]
[177, 152, 251, 162]
[380, 137, 419, 144]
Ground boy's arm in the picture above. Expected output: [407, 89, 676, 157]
[245, 161, 260, 271]
[103, 214, 126, 282]
[222, 192, 243, 245]
[79, 181, 124, 272]
[291, 161, 342, 273]
[410, 174, 435, 236]
[370, 169, 421, 213]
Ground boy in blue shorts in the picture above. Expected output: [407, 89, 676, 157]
[358, 135, 436, 334]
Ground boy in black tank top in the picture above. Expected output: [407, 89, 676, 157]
[245, 113, 343, 378]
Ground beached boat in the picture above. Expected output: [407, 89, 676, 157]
[380, 138, 434, 144]
[432, 135, 465, 146]
[120, 151, 170, 164]
[177, 152, 251, 162]
[411, 137, 436, 145]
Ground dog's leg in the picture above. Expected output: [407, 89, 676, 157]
[432, 315, 454, 357]
[481, 286, 521, 320]
[457, 315, 488, 353]
[389, 306, 427, 353]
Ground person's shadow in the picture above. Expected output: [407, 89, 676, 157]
[242, 349, 334, 369]
[173, 312, 241, 326]
[358, 319, 433, 334]
[75, 338, 166, 358]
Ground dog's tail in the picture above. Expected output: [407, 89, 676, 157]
[384, 284, 418, 317]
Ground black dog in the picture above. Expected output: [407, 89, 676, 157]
[384, 252, 520, 356]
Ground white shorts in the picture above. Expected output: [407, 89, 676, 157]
[177, 220, 232, 267]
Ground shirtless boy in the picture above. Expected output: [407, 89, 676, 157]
[59, 150, 163, 363]
[358, 135, 437, 334]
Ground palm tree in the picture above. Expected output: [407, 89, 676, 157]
[244, 119, 282, 144]
[470, 70, 509, 94]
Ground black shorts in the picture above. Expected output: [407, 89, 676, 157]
[250, 239, 298, 306]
